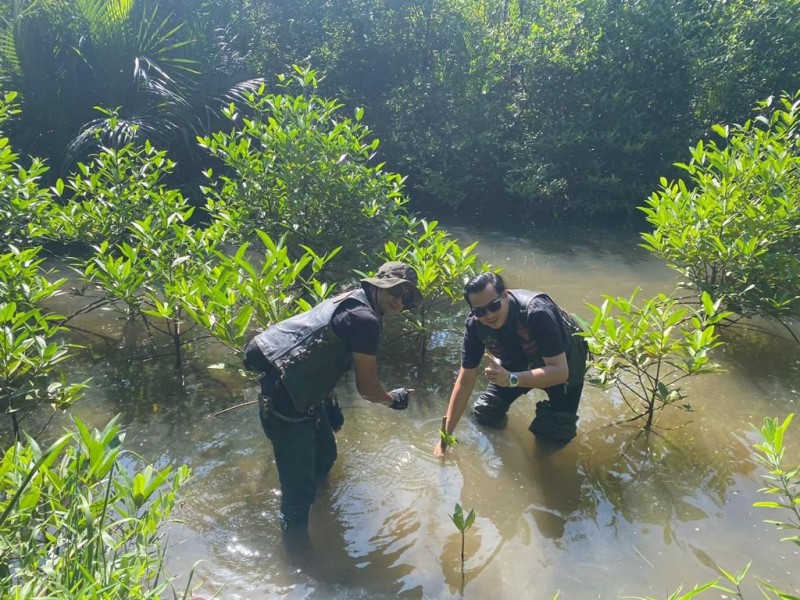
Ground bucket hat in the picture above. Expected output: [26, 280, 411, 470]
[361, 261, 423, 308]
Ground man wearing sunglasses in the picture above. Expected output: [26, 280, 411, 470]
[435, 272, 587, 456]
[244, 261, 423, 538]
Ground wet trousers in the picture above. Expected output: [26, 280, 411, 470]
[258, 374, 337, 532]
[472, 380, 584, 444]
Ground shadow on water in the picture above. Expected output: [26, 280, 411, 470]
[15, 224, 800, 599]
[581, 426, 748, 533]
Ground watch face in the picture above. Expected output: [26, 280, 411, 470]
[510, 373, 519, 387]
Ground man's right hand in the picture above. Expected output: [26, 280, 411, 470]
[433, 439, 448, 457]
[388, 387, 411, 410]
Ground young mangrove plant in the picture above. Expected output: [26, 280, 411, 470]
[47, 140, 228, 373]
[751, 413, 799, 548]
[580, 289, 729, 431]
[451, 502, 476, 571]
[0, 91, 52, 253]
[0, 247, 85, 442]
[439, 416, 458, 451]
[199, 65, 408, 260]
[134, 217, 216, 374]
[641, 92, 800, 337]
[180, 230, 339, 363]
[48, 141, 191, 250]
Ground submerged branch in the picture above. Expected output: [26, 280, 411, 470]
[209, 400, 258, 418]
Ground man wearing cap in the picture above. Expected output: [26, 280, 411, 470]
[434, 272, 587, 457]
[243, 261, 423, 536]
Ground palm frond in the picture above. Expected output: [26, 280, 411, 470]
[0, 26, 20, 74]
[139, 67, 191, 109]
[65, 106, 184, 164]
[136, 6, 197, 74]
[220, 78, 266, 104]
[77, 0, 134, 38]
[0, 0, 48, 76]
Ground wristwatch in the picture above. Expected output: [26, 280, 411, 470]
[508, 372, 519, 387]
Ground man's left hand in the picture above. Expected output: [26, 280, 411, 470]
[483, 352, 509, 386]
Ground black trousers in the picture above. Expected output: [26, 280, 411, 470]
[473, 335, 588, 439]
[258, 373, 337, 531]
[472, 380, 584, 444]
[472, 380, 583, 425]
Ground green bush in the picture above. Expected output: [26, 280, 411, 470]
[0, 247, 84, 442]
[199, 66, 407, 260]
[0, 90, 51, 252]
[580, 289, 729, 430]
[180, 230, 340, 359]
[0, 417, 190, 598]
[641, 92, 800, 329]
[48, 141, 196, 250]
[376, 216, 489, 362]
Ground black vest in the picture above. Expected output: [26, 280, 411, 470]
[253, 288, 374, 412]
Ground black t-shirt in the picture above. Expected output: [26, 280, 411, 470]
[330, 293, 381, 355]
[461, 293, 566, 370]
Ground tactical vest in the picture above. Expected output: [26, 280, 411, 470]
[253, 288, 373, 412]
[475, 290, 586, 388]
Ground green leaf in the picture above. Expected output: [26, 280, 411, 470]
[171, 255, 191, 268]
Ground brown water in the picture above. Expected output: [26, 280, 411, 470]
[23, 225, 800, 598]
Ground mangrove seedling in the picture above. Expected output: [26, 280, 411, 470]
[439, 416, 458, 450]
[451, 502, 476, 568]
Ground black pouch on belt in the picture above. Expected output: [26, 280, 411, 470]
[324, 394, 345, 432]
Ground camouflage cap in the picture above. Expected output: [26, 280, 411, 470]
[361, 261, 423, 308]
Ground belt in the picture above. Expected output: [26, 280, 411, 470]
[258, 394, 317, 423]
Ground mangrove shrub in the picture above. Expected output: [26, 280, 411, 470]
[0, 247, 84, 443]
[580, 290, 728, 430]
[199, 66, 407, 260]
[641, 92, 800, 330]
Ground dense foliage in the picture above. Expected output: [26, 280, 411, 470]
[641, 92, 800, 330]
[0, 1, 799, 596]
[0, 69, 491, 591]
[3, 0, 799, 221]
[0, 93, 84, 443]
[0, 0, 261, 176]
[0, 72, 488, 434]
[199, 66, 406, 261]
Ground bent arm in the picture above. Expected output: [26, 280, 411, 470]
[352, 352, 393, 407]
[514, 352, 568, 388]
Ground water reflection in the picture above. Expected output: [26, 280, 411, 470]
[14, 225, 800, 599]
[581, 428, 741, 538]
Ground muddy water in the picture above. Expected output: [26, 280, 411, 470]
[31, 224, 800, 598]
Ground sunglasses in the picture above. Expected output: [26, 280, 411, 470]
[470, 296, 503, 318]
[389, 286, 416, 310]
